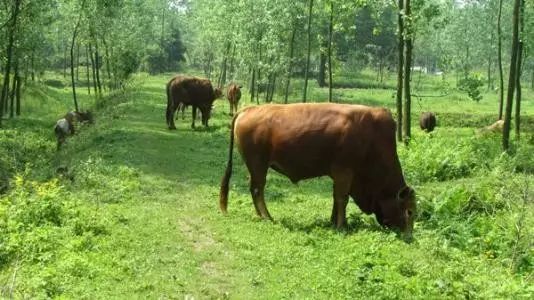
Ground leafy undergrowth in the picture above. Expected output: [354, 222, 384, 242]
[0, 74, 532, 298]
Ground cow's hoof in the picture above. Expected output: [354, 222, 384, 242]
[168, 126, 177, 130]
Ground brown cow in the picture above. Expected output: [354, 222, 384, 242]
[226, 83, 242, 116]
[166, 75, 222, 129]
[419, 112, 437, 132]
[219, 103, 416, 239]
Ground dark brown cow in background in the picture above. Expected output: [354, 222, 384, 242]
[220, 103, 416, 240]
[419, 112, 437, 132]
[166, 75, 222, 129]
[226, 83, 242, 116]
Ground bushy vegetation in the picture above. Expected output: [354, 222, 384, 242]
[0, 73, 532, 298]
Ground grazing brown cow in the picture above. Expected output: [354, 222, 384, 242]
[166, 75, 222, 129]
[419, 112, 437, 132]
[226, 83, 242, 116]
[220, 103, 416, 239]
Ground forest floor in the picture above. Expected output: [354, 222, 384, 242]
[0, 72, 533, 298]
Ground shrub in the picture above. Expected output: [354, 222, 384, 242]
[458, 75, 484, 102]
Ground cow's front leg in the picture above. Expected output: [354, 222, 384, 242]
[331, 168, 353, 229]
[191, 106, 197, 129]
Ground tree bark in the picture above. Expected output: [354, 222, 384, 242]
[76, 42, 80, 81]
[502, 0, 521, 151]
[514, 0, 524, 139]
[303, 0, 314, 103]
[403, 0, 413, 142]
[102, 37, 112, 90]
[86, 46, 91, 95]
[328, 1, 334, 103]
[94, 37, 102, 96]
[9, 62, 18, 118]
[15, 73, 21, 116]
[318, 50, 326, 87]
[70, 1, 85, 113]
[89, 43, 98, 95]
[0, 0, 21, 126]
[396, 0, 404, 142]
[284, 25, 297, 104]
[497, 0, 504, 120]
[250, 68, 256, 104]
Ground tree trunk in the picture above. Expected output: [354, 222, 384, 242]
[94, 37, 102, 96]
[328, 1, 334, 103]
[318, 44, 326, 87]
[9, 62, 18, 118]
[250, 68, 256, 103]
[502, 0, 521, 151]
[497, 0, 504, 120]
[63, 41, 68, 78]
[70, 3, 85, 113]
[514, 0, 525, 140]
[15, 73, 21, 116]
[89, 43, 98, 95]
[0, 0, 21, 126]
[403, 0, 412, 142]
[396, 0, 404, 142]
[101, 36, 112, 90]
[86, 46, 91, 95]
[303, 0, 314, 103]
[487, 55, 492, 91]
[76, 42, 80, 81]
[284, 25, 297, 104]
[31, 50, 35, 81]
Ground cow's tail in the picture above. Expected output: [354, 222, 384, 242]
[219, 112, 239, 214]
[165, 82, 172, 127]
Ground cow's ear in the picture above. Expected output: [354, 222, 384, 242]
[398, 186, 414, 201]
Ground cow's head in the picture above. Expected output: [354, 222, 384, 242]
[375, 186, 416, 241]
[214, 87, 223, 100]
[199, 104, 215, 127]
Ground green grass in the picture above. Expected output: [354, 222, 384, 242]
[0, 72, 533, 298]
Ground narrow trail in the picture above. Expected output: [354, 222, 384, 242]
[84, 77, 247, 298]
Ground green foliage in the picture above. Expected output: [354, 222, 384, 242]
[458, 75, 484, 102]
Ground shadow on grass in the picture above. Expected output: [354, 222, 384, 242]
[277, 212, 384, 235]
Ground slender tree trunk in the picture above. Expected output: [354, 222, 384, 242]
[497, 0, 504, 120]
[487, 55, 492, 91]
[284, 25, 297, 104]
[318, 50, 326, 87]
[31, 50, 35, 81]
[250, 68, 256, 103]
[102, 37, 112, 90]
[86, 46, 91, 95]
[303, 0, 314, 103]
[514, 0, 525, 139]
[89, 43, 98, 95]
[94, 37, 102, 96]
[63, 41, 68, 78]
[9, 62, 18, 118]
[76, 42, 80, 81]
[396, 0, 404, 142]
[502, 0, 521, 151]
[531, 68, 533, 90]
[403, 0, 413, 142]
[15, 73, 21, 116]
[328, 1, 334, 103]
[0, 0, 21, 126]
[70, 2, 85, 113]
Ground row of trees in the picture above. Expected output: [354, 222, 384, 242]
[182, 0, 532, 150]
[0, 0, 187, 126]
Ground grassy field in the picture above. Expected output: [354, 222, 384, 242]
[0, 71, 533, 298]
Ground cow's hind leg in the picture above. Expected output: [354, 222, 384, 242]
[246, 158, 272, 220]
[330, 168, 353, 229]
[191, 106, 197, 129]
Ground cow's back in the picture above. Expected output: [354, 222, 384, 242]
[234, 103, 394, 182]
[168, 75, 215, 105]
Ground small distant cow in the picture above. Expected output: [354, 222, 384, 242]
[54, 117, 75, 150]
[419, 112, 437, 132]
[477, 119, 504, 135]
[226, 83, 242, 116]
[166, 75, 222, 129]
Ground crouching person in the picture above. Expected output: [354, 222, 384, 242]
[54, 117, 74, 150]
